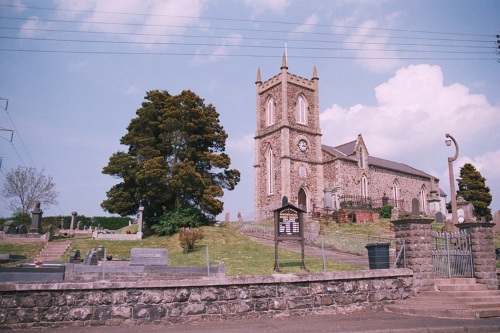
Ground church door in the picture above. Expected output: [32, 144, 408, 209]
[298, 188, 307, 211]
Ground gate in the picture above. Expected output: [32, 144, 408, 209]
[432, 230, 473, 278]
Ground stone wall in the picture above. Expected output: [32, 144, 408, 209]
[0, 269, 413, 330]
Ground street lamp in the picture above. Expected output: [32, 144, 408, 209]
[445, 133, 459, 231]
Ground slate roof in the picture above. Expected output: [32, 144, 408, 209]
[322, 139, 434, 179]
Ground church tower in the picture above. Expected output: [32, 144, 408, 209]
[254, 54, 324, 221]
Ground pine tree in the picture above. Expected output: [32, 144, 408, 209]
[456, 163, 492, 221]
[101, 90, 240, 223]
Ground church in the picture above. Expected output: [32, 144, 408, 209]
[254, 55, 442, 222]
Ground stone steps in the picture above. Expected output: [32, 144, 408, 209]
[36, 241, 72, 261]
[385, 278, 500, 319]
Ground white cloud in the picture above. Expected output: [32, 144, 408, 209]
[52, 0, 205, 47]
[192, 33, 243, 65]
[343, 19, 402, 73]
[227, 134, 254, 153]
[243, 0, 289, 14]
[19, 16, 55, 37]
[292, 14, 319, 33]
[320, 64, 500, 159]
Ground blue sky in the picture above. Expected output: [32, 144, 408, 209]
[0, 0, 499, 221]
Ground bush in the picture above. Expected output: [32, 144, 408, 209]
[380, 205, 393, 218]
[152, 207, 212, 236]
[178, 227, 204, 252]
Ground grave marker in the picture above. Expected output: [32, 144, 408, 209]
[130, 248, 168, 266]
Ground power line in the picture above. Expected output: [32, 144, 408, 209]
[0, 3, 493, 38]
[0, 36, 494, 55]
[0, 48, 496, 61]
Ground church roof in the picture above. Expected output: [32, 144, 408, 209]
[322, 139, 434, 179]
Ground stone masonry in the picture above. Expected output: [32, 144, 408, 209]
[392, 218, 435, 292]
[460, 222, 497, 289]
[0, 270, 413, 329]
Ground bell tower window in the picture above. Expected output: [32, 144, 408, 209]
[296, 95, 307, 125]
[267, 147, 274, 194]
[266, 97, 275, 126]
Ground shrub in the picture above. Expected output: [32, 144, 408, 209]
[152, 206, 212, 236]
[380, 205, 393, 218]
[178, 227, 204, 252]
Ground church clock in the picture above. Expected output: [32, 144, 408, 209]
[298, 139, 308, 152]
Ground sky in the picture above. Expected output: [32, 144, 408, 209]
[0, 0, 499, 221]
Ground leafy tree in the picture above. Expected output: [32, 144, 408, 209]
[1, 166, 58, 214]
[101, 89, 240, 225]
[456, 163, 492, 221]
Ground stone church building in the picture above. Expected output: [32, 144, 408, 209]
[254, 55, 441, 222]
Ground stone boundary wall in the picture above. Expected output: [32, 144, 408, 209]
[0, 269, 413, 330]
[0, 232, 49, 243]
[92, 232, 140, 241]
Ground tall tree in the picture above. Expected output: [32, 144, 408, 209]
[2, 166, 58, 214]
[456, 163, 492, 221]
[102, 90, 240, 222]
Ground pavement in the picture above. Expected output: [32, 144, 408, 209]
[14, 309, 500, 332]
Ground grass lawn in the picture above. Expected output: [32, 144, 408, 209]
[1, 225, 362, 276]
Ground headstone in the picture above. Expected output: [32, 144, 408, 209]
[224, 212, 230, 223]
[76, 221, 81, 230]
[130, 248, 168, 266]
[69, 249, 81, 263]
[435, 211, 444, 224]
[16, 224, 27, 234]
[390, 207, 399, 220]
[96, 246, 105, 260]
[70, 212, 77, 231]
[238, 212, 242, 222]
[137, 206, 144, 239]
[84, 250, 98, 265]
[411, 198, 420, 216]
[3, 220, 18, 234]
[29, 201, 43, 234]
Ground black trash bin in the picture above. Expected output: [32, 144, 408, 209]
[365, 243, 390, 269]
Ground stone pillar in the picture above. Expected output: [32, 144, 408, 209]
[137, 206, 144, 239]
[459, 222, 497, 289]
[70, 212, 77, 231]
[29, 201, 43, 234]
[392, 218, 434, 292]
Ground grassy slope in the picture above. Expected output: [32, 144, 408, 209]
[0, 226, 361, 275]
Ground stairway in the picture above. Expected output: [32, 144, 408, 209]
[385, 278, 500, 319]
[36, 241, 72, 262]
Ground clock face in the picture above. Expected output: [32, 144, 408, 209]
[298, 139, 308, 152]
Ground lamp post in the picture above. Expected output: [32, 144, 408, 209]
[445, 133, 459, 231]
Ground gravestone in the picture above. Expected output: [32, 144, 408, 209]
[29, 201, 43, 234]
[70, 212, 77, 231]
[435, 211, 444, 224]
[390, 207, 399, 220]
[411, 198, 420, 216]
[137, 206, 144, 239]
[96, 246, 105, 260]
[84, 250, 98, 265]
[224, 212, 230, 223]
[130, 248, 168, 266]
[3, 220, 18, 234]
[69, 250, 81, 263]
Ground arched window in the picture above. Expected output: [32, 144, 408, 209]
[298, 188, 307, 211]
[392, 180, 399, 208]
[266, 97, 275, 126]
[420, 186, 427, 214]
[361, 175, 368, 198]
[296, 95, 307, 124]
[267, 147, 274, 194]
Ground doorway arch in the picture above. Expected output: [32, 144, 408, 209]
[298, 188, 307, 211]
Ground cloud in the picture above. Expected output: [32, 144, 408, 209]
[51, 0, 205, 47]
[227, 134, 254, 153]
[292, 14, 319, 33]
[320, 64, 500, 160]
[342, 19, 402, 73]
[19, 16, 55, 37]
[243, 0, 290, 14]
[192, 33, 243, 65]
